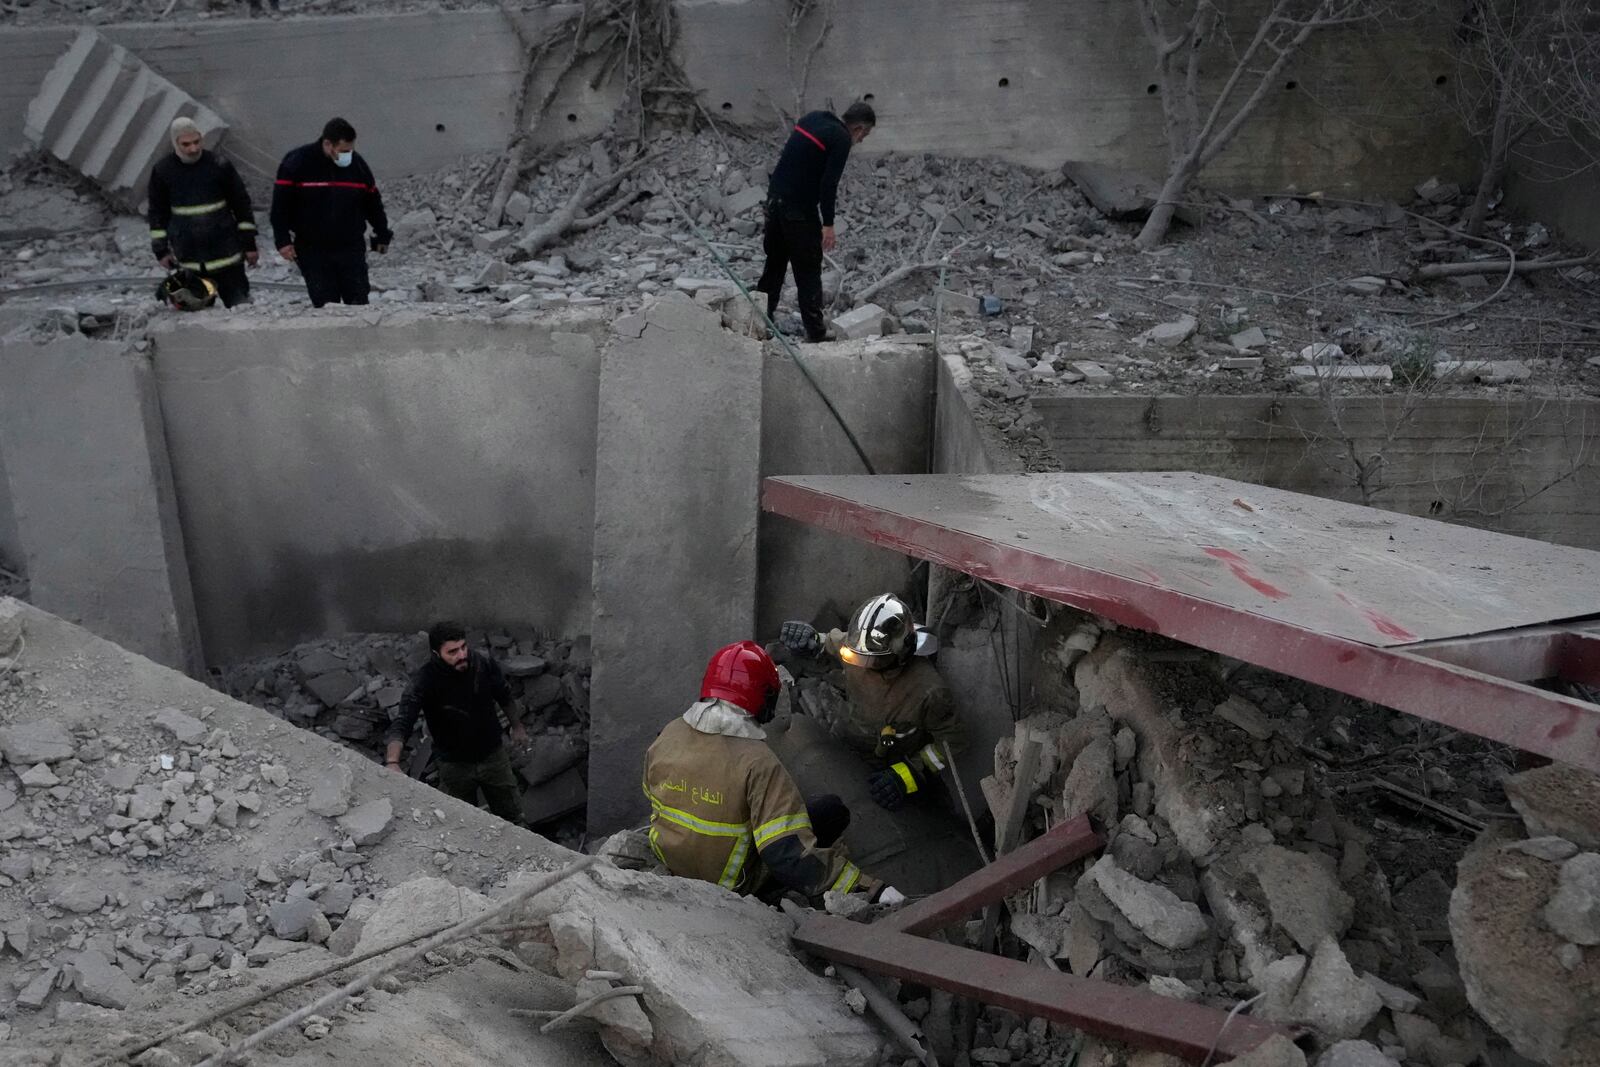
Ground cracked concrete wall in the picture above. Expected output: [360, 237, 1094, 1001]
[0, 337, 203, 674]
[0, 439, 21, 577]
[147, 310, 610, 664]
[0, 6, 619, 187]
[676, 0, 1470, 197]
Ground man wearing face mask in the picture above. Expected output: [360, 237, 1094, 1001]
[146, 117, 259, 308]
[270, 117, 393, 307]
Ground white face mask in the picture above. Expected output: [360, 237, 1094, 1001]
[334, 150, 354, 168]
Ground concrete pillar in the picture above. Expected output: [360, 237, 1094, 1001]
[0, 339, 203, 675]
[586, 293, 761, 836]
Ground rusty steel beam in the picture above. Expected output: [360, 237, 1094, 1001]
[881, 814, 1103, 935]
[762, 476, 1600, 771]
[794, 914, 1298, 1062]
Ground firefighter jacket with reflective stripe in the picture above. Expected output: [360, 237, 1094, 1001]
[643, 702, 880, 898]
[823, 631, 965, 791]
[147, 151, 258, 272]
[270, 142, 392, 253]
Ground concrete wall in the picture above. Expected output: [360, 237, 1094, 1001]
[1034, 394, 1600, 551]
[927, 349, 1036, 794]
[758, 339, 935, 639]
[677, 0, 1469, 197]
[587, 293, 762, 836]
[2, 2, 1468, 195]
[0, 7, 619, 187]
[0, 338, 202, 673]
[0, 439, 20, 575]
[148, 309, 609, 663]
[1506, 137, 1600, 250]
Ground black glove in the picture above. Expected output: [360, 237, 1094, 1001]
[780, 620, 822, 657]
[867, 764, 918, 811]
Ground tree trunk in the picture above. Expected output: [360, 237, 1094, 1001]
[1465, 72, 1517, 237]
[1135, 163, 1197, 250]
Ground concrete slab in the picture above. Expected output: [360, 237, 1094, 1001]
[586, 293, 761, 835]
[0, 338, 202, 674]
[528, 864, 881, 1067]
[148, 310, 608, 662]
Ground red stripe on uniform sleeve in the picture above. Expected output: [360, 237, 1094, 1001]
[794, 125, 826, 151]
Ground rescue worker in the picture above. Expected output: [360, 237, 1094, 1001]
[756, 101, 875, 342]
[385, 621, 529, 826]
[643, 641, 904, 905]
[270, 117, 393, 307]
[147, 117, 259, 308]
[780, 594, 965, 812]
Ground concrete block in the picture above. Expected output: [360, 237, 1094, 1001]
[723, 185, 766, 217]
[0, 338, 202, 674]
[1071, 360, 1114, 385]
[587, 293, 760, 835]
[520, 765, 586, 825]
[1060, 161, 1158, 219]
[24, 30, 229, 207]
[1433, 359, 1532, 384]
[935, 288, 982, 317]
[829, 303, 885, 340]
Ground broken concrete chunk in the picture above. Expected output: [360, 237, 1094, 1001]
[338, 797, 394, 846]
[19, 763, 59, 789]
[16, 966, 58, 1010]
[1071, 360, 1113, 385]
[52, 880, 107, 914]
[830, 303, 885, 340]
[723, 185, 766, 217]
[935, 288, 982, 317]
[355, 877, 490, 956]
[1289, 936, 1383, 1040]
[0, 600, 21, 657]
[1213, 695, 1273, 740]
[73, 948, 135, 1009]
[1230, 327, 1268, 351]
[1061, 736, 1118, 829]
[1359, 971, 1421, 1014]
[1136, 317, 1197, 348]
[1078, 856, 1209, 951]
[152, 707, 205, 744]
[303, 671, 360, 709]
[307, 763, 356, 818]
[269, 896, 323, 941]
[1505, 764, 1600, 849]
[1060, 161, 1158, 220]
[0, 720, 75, 765]
[1225, 1034, 1305, 1067]
[1243, 845, 1354, 953]
[1544, 852, 1600, 946]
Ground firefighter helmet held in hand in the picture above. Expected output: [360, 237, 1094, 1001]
[842, 594, 936, 670]
[156, 269, 217, 311]
[701, 641, 782, 722]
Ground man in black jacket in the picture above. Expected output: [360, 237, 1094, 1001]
[147, 118, 259, 308]
[385, 621, 529, 825]
[756, 102, 875, 343]
[270, 117, 393, 307]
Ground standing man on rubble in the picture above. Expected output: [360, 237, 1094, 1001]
[147, 117, 259, 308]
[756, 102, 875, 343]
[270, 117, 393, 307]
[780, 594, 965, 812]
[385, 621, 529, 826]
[644, 640, 904, 905]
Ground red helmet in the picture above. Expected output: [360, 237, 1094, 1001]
[701, 641, 781, 720]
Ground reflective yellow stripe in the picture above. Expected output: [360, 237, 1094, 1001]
[171, 200, 227, 216]
[644, 778, 754, 890]
[753, 812, 812, 849]
[180, 253, 243, 272]
[647, 825, 666, 866]
[718, 836, 749, 889]
[237, 221, 257, 231]
[891, 761, 919, 795]
[919, 743, 946, 773]
[149, 229, 167, 239]
[831, 862, 861, 894]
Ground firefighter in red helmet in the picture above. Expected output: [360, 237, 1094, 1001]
[643, 641, 902, 904]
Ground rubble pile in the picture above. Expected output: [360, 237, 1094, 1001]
[951, 611, 1554, 1067]
[216, 629, 591, 839]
